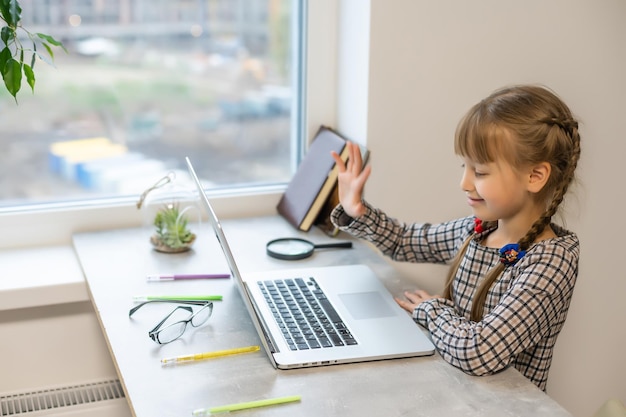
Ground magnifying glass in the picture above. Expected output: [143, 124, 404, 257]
[266, 238, 353, 260]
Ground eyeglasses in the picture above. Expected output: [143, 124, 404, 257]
[129, 300, 214, 344]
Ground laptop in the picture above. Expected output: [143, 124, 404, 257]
[185, 157, 435, 369]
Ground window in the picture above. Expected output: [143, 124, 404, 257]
[1, 0, 304, 208]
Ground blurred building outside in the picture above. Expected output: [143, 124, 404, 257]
[0, 0, 295, 207]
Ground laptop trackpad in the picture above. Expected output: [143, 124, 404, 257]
[338, 292, 396, 320]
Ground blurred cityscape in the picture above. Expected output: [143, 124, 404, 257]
[0, 0, 296, 207]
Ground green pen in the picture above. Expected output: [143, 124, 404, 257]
[192, 395, 302, 415]
[133, 295, 223, 302]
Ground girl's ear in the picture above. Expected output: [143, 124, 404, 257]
[527, 162, 551, 193]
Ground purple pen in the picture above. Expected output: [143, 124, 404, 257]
[146, 273, 230, 282]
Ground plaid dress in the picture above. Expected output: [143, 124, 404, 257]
[331, 202, 579, 391]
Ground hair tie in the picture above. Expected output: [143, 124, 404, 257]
[474, 218, 483, 233]
[499, 243, 526, 266]
[567, 120, 579, 131]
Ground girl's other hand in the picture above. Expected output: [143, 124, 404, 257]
[331, 141, 371, 218]
[395, 289, 439, 313]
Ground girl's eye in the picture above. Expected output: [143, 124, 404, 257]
[474, 171, 487, 177]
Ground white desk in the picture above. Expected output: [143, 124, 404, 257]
[72, 215, 572, 417]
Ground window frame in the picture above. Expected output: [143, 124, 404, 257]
[0, 0, 339, 249]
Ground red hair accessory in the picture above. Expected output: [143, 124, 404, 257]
[474, 218, 483, 233]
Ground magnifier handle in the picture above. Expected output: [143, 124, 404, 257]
[313, 241, 353, 249]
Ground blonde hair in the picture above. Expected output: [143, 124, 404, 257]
[442, 85, 581, 321]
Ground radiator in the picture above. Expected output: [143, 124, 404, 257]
[0, 379, 130, 416]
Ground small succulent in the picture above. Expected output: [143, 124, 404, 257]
[150, 203, 196, 253]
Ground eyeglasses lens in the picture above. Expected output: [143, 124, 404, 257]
[155, 321, 188, 344]
[190, 303, 213, 327]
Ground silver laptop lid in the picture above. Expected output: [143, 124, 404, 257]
[185, 156, 278, 367]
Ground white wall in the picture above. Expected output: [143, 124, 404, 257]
[337, 1, 625, 416]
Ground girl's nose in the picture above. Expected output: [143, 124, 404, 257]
[460, 167, 473, 192]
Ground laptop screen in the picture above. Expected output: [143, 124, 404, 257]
[185, 156, 278, 365]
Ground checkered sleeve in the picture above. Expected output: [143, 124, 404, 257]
[330, 202, 474, 264]
[413, 244, 578, 386]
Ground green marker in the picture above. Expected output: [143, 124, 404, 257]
[192, 395, 302, 415]
[133, 295, 223, 302]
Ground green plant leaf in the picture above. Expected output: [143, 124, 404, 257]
[30, 43, 35, 68]
[33, 48, 53, 67]
[0, 2, 9, 24]
[1, 2, 65, 102]
[1, 26, 13, 46]
[23, 62, 34, 91]
[0, 46, 10, 71]
[2, 57, 21, 99]
[37, 33, 68, 53]
[9, 0, 21, 26]
[0, 0, 22, 27]
[42, 42, 54, 60]
[0, 0, 16, 27]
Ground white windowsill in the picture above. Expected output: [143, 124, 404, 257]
[0, 245, 89, 311]
[0, 190, 284, 311]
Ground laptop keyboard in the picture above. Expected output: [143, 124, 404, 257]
[258, 277, 357, 351]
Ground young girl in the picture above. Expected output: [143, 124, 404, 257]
[330, 85, 581, 391]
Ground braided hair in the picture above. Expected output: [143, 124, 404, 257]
[441, 85, 581, 322]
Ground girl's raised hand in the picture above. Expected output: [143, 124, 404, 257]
[331, 141, 371, 218]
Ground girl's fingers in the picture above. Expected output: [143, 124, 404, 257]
[403, 289, 438, 302]
[403, 290, 423, 303]
[331, 150, 346, 171]
[395, 289, 440, 313]
[348, 142, 362, 174]
[356, 165, 372, 188]
[394, 297, 414, 312]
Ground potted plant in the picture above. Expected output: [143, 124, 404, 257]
[1, 0, 66, 102]
[150, 203, 197, 253]
[136, 173, 199, 253]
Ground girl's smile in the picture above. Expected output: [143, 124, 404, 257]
[466, 195, 484, 207]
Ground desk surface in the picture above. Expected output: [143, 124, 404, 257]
[73, 215, 571, 417]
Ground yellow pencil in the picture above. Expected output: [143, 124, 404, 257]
[161, 345, 260, 365]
